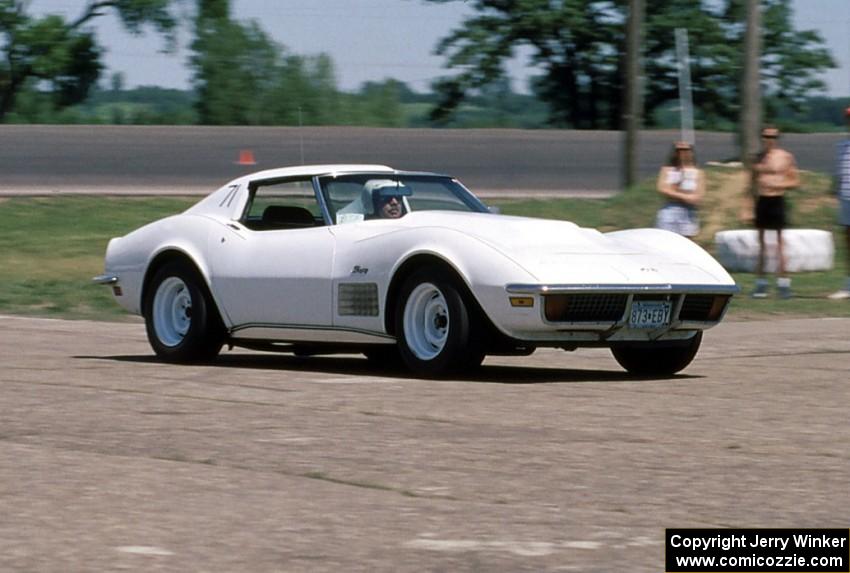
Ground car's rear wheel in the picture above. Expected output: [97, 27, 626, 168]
[144, 260, 224, 362]
[610, 331, 702, 376]
[394, 267, 484, 376]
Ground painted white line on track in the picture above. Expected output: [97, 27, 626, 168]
[115, 546, 174, 556]
[562, 541, 603, 550]
[406, 536, 656, 555]
[406, 538, 558, 557]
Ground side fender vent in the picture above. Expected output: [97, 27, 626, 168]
[338, 283, 379, 316]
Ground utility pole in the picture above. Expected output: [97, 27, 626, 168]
[740, 0, 761, 167]
[623, 0, 644, 190]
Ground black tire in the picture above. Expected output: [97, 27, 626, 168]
[394, 267, 484, 377]
[143, 260, 224, 363]
[610, 331, 702, 376]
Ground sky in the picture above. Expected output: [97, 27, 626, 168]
[29, 0, 850, 97]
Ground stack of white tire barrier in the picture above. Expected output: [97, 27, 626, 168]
[714, 229, 834, 273]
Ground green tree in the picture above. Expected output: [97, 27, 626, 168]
[429, 0, 622, 128]
[110, 71, 126, 93]
[356, 80, 405, 127]
[191, 6, 343, 125]
[263, 53, 342, 125]
[198, 0, 229, 21]
[191, 16, 279, 124]
[0, 0, 177, 122]
[427, 0, 835, 129]
[727, 0, 835, 121]
[643, 0, 738, 127]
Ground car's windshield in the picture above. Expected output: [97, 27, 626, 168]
[318, 174, 488, 224]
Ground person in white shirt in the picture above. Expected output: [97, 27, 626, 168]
[655, 141, 706, 238]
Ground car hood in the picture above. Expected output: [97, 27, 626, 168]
[380, 211, 730, 285]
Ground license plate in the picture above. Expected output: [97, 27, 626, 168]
[629, 301, 671, 328]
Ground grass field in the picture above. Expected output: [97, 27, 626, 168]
[0, 167, 847, 321]
[0, 196, 196, 320]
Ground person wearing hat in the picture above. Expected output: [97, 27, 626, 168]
[750, 126, 800, 299]
[829, 107, 850, 300]
[655, 141, 705, 238]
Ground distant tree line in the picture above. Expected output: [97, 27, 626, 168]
[427, 0, 837, 129]
[0, 0, 175, 121]
[0, 0, 845, 130]
[29, 82, 846, 132]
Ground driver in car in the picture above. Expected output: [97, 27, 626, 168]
[369, 181, 411, 219]
[376, 193, 404, 219]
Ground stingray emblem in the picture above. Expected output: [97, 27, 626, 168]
[351, 265, 369, 275]
[640, 267, 659, 273]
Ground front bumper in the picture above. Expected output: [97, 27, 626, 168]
[506, 283, 741, 296]
[499, 282, 740, 344]
[91, 274, 119, 285]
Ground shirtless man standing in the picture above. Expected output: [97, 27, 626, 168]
[751, 126, 800, 299]
[828, 107, 850, 300]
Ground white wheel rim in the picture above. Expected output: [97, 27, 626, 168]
[403, 283, 449, 361]
[152, 277, 192, 347]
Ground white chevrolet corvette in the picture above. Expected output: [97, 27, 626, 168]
[94, 164, 738, 376]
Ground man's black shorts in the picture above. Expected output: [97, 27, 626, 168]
[755, 195, 787, 230]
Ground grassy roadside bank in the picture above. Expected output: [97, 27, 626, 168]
[1, 168, 847, 322]
[0, 196, 196, 320]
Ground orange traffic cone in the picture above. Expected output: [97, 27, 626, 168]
[237, 149, 256, 165]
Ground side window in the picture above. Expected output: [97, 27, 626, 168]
[242, 179, 323, 231]
[318, 174, 484, 223]
[404, 179, 471, 212]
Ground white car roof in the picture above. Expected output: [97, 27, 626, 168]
[186, 165, 398, 218]
[233, 164, 395, 185]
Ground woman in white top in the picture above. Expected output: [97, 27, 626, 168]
[655, 141, 706, 238]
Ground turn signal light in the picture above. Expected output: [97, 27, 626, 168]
[509, 296, 534, 308]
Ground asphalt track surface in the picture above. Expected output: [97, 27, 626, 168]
[2, 314, 848, 572]
[0, 126, 843, 196]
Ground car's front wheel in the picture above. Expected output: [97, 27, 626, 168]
[394, 268, 484, 376]
[610, 331, 702, 376]
[143, 260, 224, 362]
